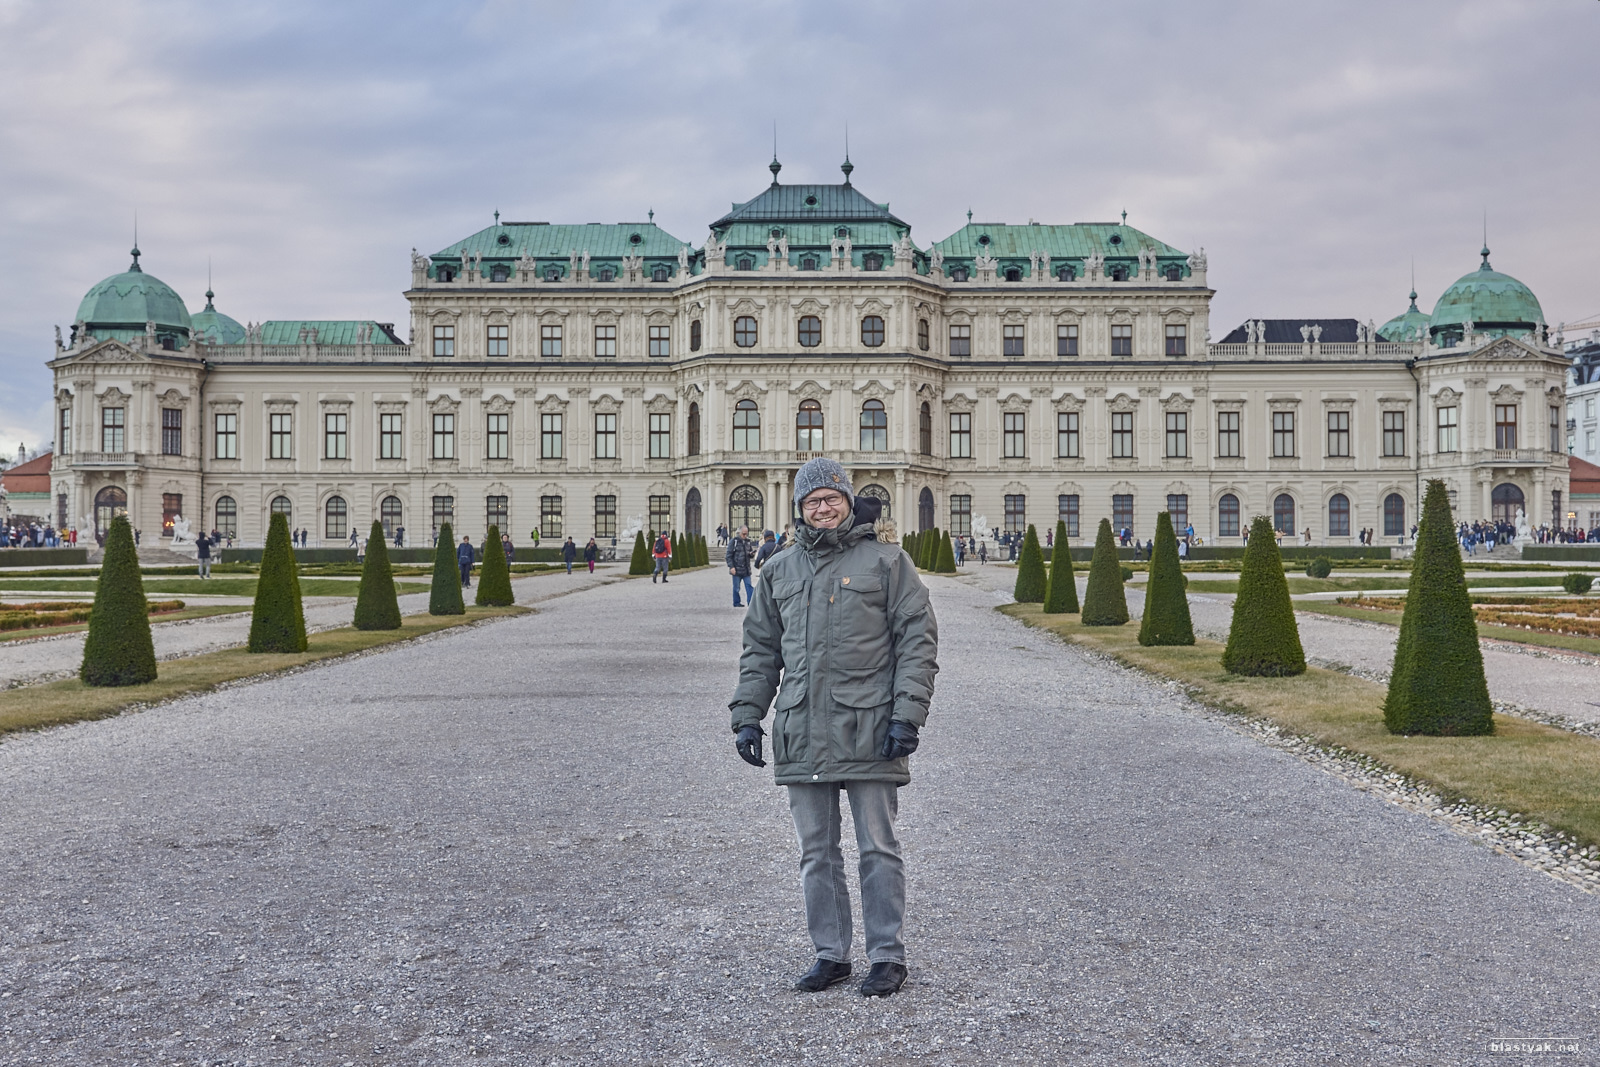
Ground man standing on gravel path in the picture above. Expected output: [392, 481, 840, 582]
[729, 457, 938, 999]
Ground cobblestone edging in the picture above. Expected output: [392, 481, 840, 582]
[1071, 644, 1600, 896]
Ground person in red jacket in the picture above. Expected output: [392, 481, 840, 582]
[652, 530, 672, 584]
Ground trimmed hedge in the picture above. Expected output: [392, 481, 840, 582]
[1222, 516, 1305, 676]
[903, 531, 919, 563]
[628, 530, 652, 575]
[1562, 573, 1595, 594]
[0, 548, 90, 567]
[1014, 525, 1047, 602]
[1306, 556, 1333, 579]
[1042, 519, 1079, 614]
[1081, 519, 1129, 626]
[475, 524, 515, 607]
[353, 520, 401, 630]
[934, 530, 958, 574]
[249, 512, 309, 653]
[1522, 546, 1600, 562]
[920, 527, 941, 570]
[1138, 512, 1194, 646]
[429, 521, 465, 616]
[1383, 480, 1492, 735]
[79, 515, 157, 686]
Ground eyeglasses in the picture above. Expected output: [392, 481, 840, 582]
[801, 493, 847, 512]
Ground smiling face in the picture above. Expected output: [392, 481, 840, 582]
[802, 489, 850, 530]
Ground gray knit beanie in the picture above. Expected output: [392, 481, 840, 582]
[793, 457, 854, 510]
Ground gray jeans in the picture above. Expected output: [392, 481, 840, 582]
[787, 780, 905, 965]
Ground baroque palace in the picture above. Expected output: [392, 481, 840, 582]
[46, 158, 1570, 549]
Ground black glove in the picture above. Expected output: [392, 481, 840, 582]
[880, 720, 919, 760]
[735, 724, 766, 767]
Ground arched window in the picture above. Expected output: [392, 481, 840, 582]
[732, 399, 760, 451]
[917, 319, 929, 351]
[949, 266, 969, 282]
[1383, 493, 1406, 537]
[685, 488, 702, 535]
[735, 256, 754, 271]
[1491, 483, 1524, 525]
[1273, 493, 1296, 535]
[919, 487, 935, 532]
[689, 319, 702, 351]
[651, 265, 670, 283]
[597, 266, 616, 282]
[1110, 265, 1129, 282]
[1165, 264, 1182, 281]
[1057, 264, 1076, 281]
[729, 485, 763, 532]
[490, 264, 509, 283]
[1328, 493, 1350, 537]
[798, 315, 821, 348]
[796, 400, 824, 452]
[862, 253, 883, 271]
[543, 265, 562, 282]
[1218, 493, 1240, 538]
[800, 256, 818, 271]
[861, 315, 885, 348]
[214, 495, 237, 539]
[734, 316, 758, 348]
[381, 495, 403, 539]
[437, 266, 455, 282]
[858, 484, 892, 518]
[919, 402, 932, 455]
[92, 486, 126, 543]
[687, 402, 701, 456]
[1004, 267, 1022, 282]
[860, 399, 888, 451]
[324, 495, 348, 540]
[270, 495, 293, 525]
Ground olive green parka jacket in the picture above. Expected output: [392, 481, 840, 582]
[729, 519, 939, 785]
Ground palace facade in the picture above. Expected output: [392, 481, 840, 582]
[47, 160, 1571, 549]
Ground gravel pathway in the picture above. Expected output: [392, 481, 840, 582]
[0, 566, 622, 690]
[0, 566, 1595, 1065]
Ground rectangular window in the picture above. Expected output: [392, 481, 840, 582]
[323, 412, 348, 459]
[101, 407, 124, 452]
[486, 413, 509, 460]
[594, 495, 617, 538]
[162, 493, 182, 538]
[1166, 494, 1188, 533]
[1382, 411, 1406, 457]
[1217, 410, 1241, 458]
[649, 495, 671, 533]
[433, 324, 454, 358]
[1551, 406, 1563, 453]
[1272, 411, 1296, 457]
[948, 412, 972, 458]
[649, 324, 670, 358]
[649, 412, 671, 458]
[1057, 411, 1080, 458]
[1059, 494, 1080, 538]
[1589, 398, 1596, 419]
[540, 495, 563, 539]
[1111, 411, 1134, 459]
[432, 495, 454, 535]
[541, 413, 563, 459]
[1165, 411, 1188, 458]
[1436, 406, 1458, 453]
[541, 324, 562, 358]
[161, 408, 182, 456]
[1003, 412, 1026, 458]
[594, 324, 617, 358]
[486, 494, 508, 534]
[1003, 324, 1025, 357]
[1112, 494, 1133, 531]
[594, 412, 617, 459]
[58, 407, 71, 455]
[1004, 494, 1026, 535]
[1589, 431, 1596, 454]
[1057, 324, 1079, 357]
[269, 412, 292, 459]
[214, 412, 237, 459]
[1165, 324, 1186, 356]
[486, 324, 508, 357]
[949, 324, 971, 358]
[950, 495, 972, 538]
[1495, 404, 1517, 449]
[1111, 323, 1132, 356]
[379, 413, 402, 459]
[1327, 410, 1350, 457]
[432, 413, 455, 460]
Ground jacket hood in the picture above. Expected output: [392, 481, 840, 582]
[795, 521, 876, 557]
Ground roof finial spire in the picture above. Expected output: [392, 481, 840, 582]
[130, 210, 142, 272]
[206, 257, 214, 309]
[768, 122, 782, 186]
[1409, 257, 1417, 307]
[1121, 209, 1127, 226]
[648, 208, 654, 222]
[1480, 210, 1491, 271]
[494, 209, 500, 225]
[967, 208, 973, 223]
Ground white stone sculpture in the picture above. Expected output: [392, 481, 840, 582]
[1187, 247, 1207, 272]
[766, 234, 777, 257]
[1039, 251, 1051, 276]
[54, 325, 63, 350]
[1300, 324, 1312, 342]
[778, 235, 789, 259]
[1514, 507, 1533, 546]
[678, 245, 690, 272]
[1311, 324, 1322, 342]
[170, 516, 195, 554]
[930, 248, 943, 274]
[618, 515, 644, 544]
[580, 250, 591, 272]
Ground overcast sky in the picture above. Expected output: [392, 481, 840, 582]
[2, 0, 1596, 451]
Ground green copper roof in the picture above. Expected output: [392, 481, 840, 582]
[190, 289, 246, 344]
[930, 223, 1186, 277]
[432, 222, 691, 269]
[76, 247, 192, 334]
[257, 321, 403, 345]
[1427, 247, 1544, 337]
[1378, 289, 1432, 341]
[711, 162, 907, 231]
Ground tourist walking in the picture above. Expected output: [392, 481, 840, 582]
[457, 534, 474, 588]
[728, 524, 754, 606]
[729, 457, 939, 999]
[195, 530, 211, 579]
[394, 524, 405, 548]
[562, 536, 577, 574]
[754, 529, 779, 573]
[978, 540, 987, 564]
[584, 537, 597, 573]
[652, 531, 672, 583]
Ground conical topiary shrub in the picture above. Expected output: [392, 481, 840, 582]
[80, 514, 157, 686]
[628, 530, 651, 575]
[934, 530, 958, 574]
[250, 511, 308, 652]
[1043, 519, 1079, 614]
[1013, 524, 1046, 603]
[475, 523, 514, 607]
[1081, 518, 1129, 626]
[1222, 515, 1305, 676]
[904, 531, 918, 562]
[921, 526, 941, 570]
[353, 520, 401, 630]
[429, 521, 465, 616]
[1384, 480, 1492, 735]
[1138, 512, 1194, 646]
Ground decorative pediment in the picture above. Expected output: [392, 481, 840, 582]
[999, 307, 1030, 323]
[790, 297, 829, 315]
[71, 340, 145, 365]
[946, 307, 976, 324]
[792, 379, 831, 403]
[1432, 386, 1462, 405]
[591, 308, 620, 326]
[1265, 395, 1302, 409]
[999, 392, 1029, 412]
[1002, 480, 1029, 497]
[1376, 394, 1413, 407]
[855, 297, 890, 316]
[538, 482, 564, 499]
[728, 297, 765, 315]
[484, 392, 515, 414]
[1212, 397, 1246, 410]
[96, 386, 132, 405]
[1478, 338, 1530, 361]
[429, 393, 460, 413]
[157, 388, 188, 406]
[1489, 382, 1523, 401]
[679, 382, 704, 401]
[428, 481, 458, 498]
[728, 380, 768, 402]
[853, 379, 895, 402]
[1051, 305, 1086, 319]
[646, 392, 676, 413]
[1161, 306, 1194, 320]
[1055, 480, 1084, 497]
[1162, 392, 1194, 411]
[1163, 480, 1192, 498]
[591, 391, 622, 413]
[1054, 391, 1085, 412]
[1109, 480, 1137, 496]
[945, 391, 976, 412]
[1107, 391, 1140, 412]
[428, 308, 459, 322]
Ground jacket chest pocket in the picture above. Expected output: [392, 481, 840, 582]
[831, 574, 890, 665]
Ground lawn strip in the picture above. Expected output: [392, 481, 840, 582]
[0, 605, 247, 644]
[0, 578, 429, 597]
[1294, 601, 1600, 658]
[1001, 603, 1600, 849]
[0, 606, 528, 739]
[1188, 575, 1567, 596]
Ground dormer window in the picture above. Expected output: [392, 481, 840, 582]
[437, 266, 455, 282]
[1004, 267, 1022, 282]
[597, 266, 616, 282]
[1110, 265, 1129, 282]
[651, 265, 670, 282]
[490, 264, 509, 283]
[862, 253, 883, 271]
[1165, 265, 1182, 281]
[1057, 265, 1076, 281]
[949, 266, 969, 282]
[836, 227, 849, 238]
[800, 256, 818, 271]
[736, 256, 755, 271]
[544, 266, 562, 282]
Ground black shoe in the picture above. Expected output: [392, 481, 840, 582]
[793, 959, 852, 993]
[859, 961, 907, 998]
[652, 573, 657, 583]
[662, 577, 668, 583]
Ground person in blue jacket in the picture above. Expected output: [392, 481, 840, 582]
[456, 534, 475, 588]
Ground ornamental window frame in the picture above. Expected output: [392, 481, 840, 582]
[1217, 409, 1241, 458]
[593, 411, 618, 459]
[323, 411, 348, 460]
[594, 323, 617, 358]
[487, 323, 509, 357]
[1110, 323, 1133, 357]
[214, 411, 238, 459]
[161, 407, 183, 456]
[733, 316, 758, 348]
[1272, 411, 1296, 458]
[433, 324, 455, 358]
[1165, 410, 1188, 458]
[486, 412, 510, 460]
[1382, 410, 1406, 457]
[649, 324, 671, 358]
[648, 412, 672, 458]
[860, 399, 888, 451]
[268, 411, 292, 459]
[796, 399, 824, 452]
[732, 399, 761, 451]
[1057, 411, 1080, 458]
[1002, 411, 1026, 458]
[1003, 323, 1025, 357]
[948, 410, 972, 458]
[798, 315, 822, 348]
[1057, 323, 1079, 357]
[1110, 411, 1134, 459]
[379, 412, 403, 459]
[949, 323, 972, 358]
[541, 413, 563, 459]
[541, 324, 563, 358]
[861, 315, 885, 348]
[431, 412, 456, 460]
